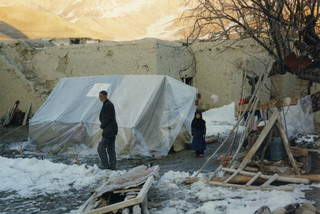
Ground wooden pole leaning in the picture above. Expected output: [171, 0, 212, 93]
[276, 117, 301, 175]
[223, 108, 279, 183]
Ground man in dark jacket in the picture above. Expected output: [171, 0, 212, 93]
[97, 90, 118, 170]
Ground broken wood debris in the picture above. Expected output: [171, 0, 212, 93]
[79, 165, 159, 214]
[208, 181, 295, 191]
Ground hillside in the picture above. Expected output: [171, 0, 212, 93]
[0, 0, 194, 41]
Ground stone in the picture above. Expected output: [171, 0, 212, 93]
[301, 202, 316, 212]
[284, 203, 300, 212]
[272, 207, 286, 214]
[295, 207, 315, 214]
[254, 206, 272, 214]
[295, 203, 316, 214]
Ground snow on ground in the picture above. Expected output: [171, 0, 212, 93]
[0, 156, 124, 199]
[150, 171, 313, 214]
[0, 156, 313, 213]
[0, 102, 317, 213]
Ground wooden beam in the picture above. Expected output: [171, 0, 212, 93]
[185, 173, 310, 185]
[261, 174, 279, 187]
[291, 147, 320, 154]
[206, 137, 219, 144]
[276, 118, 301, 175]
[246, 172, 262, 186]
[221, 167, 309, 184]
[236, 97, 298, 112]
[287, 174, 320, 182]
[224, 109, 279, 183]
[23, 103, 31, 126]
[113, 188, 141, 194]
[290, 147, 309, 157]
[208, 181, 295, 191]
[213, 176, 266, 184]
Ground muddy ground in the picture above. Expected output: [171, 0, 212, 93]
[0, 125, 319, 213]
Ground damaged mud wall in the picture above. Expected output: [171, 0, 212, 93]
[1, 37, 313, 124]
[157, 42, 195, 80]
[190, 39, 274, 110]
[270, 73, 309, 98]
[0, 38, 194, 117]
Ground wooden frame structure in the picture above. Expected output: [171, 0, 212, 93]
[190, 70, 311, 191]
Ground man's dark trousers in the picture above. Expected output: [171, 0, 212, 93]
[98, 136, 116, 168]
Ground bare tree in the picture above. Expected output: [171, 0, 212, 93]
[183, 0, 320, 79]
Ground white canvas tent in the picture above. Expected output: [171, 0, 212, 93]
[28, 75, 198, 157]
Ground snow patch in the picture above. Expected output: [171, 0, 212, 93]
[202, 102, 243, 137]
[0, 156, 121, 198]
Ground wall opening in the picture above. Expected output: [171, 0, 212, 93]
[182, 77, 193, 85]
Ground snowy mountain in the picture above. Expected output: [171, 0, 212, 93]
[0, 0, 193, 41]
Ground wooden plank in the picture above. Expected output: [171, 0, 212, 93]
[221, 167, 309, 184]
[224, 109, 279, 183]
[238, 109, 279, 170]
[113, 188, 141, 194]
[306, 149, 320, 153]
[4, 100, 20, 126]
[206, 137, 219, 144]
[213, 176, 266, 184]
[261, 174, 279, 187]
[184, 177, 202, 184]
[287, 174, 320, 182]
[223, 168, 240, 184]
[290, 147, 309, 157]
[186, 175, 266, 185]
[208, 181, 295, 191]
[276, 118, 301, 175]
[83, 197, 141, 214]
[246, 172, 262, 186]
[141, 195, 150, 214]
[136, 173, 155, 199]
[298, 148, 320, 154]
[23, 103, 31, 126]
